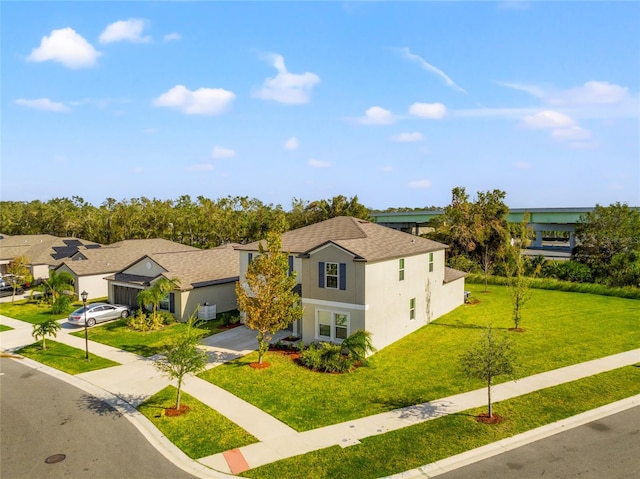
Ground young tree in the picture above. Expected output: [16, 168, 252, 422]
[32, 318, 62, 351]
[236, 232, 303, 365]
[504, 214, 533, 330]
[6, 255, 32, 303]
[137, 277, 181, 325]
[460, 327, 517, 419]
[153, 313, 207, 411]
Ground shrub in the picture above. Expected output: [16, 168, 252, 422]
[300, 342, 357, 373]
[127, 309, 166, 331]
[51, 295, 71, 314]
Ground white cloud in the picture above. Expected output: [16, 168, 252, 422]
[163, 33, 181, 42]
[99, 19, 151, 44]
[153, 85, 235, 115]
[187, 164, 214, 172]
[212, 146, 236, 159]
[523, 110, 575, 129]
[548, 81, 628, 106]
[409, 102, 446, 119]
[308, 159, 331, 168]
[15, 98, 69, 112]
[399, 47, 466, 93]
[551, 125, 591, 141]
[391, 132, 424, 143]
[284, 137, 300, 150]
[254, 53, 320, 104]
[27, 28, 100, 69]
[408, 179, 432, 189]
[497, 82, 546, 99]
[357, 106, 396, 125]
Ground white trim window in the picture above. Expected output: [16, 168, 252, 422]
[399, 258, 405, 281]
[325, 262, 339, 289]
[316, 309, 350, 341]
[428, 252, 434, 273]
[410, 298, 416, 320]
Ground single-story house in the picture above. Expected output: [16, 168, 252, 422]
[55, 238, 198, 300]
[106, 243, 239, 321]
[236, 216, 466, 352]
[0, 234, 101, 282]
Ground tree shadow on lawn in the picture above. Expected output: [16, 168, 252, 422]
[431, 321, 509, 330]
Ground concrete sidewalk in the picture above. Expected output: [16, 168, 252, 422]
[1, 312, 639, 478]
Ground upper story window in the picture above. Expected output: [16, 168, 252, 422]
[318, 262, 346, 290]
[399, 258, 405, 281]
[410, 297, 416, 320]
[326, 262, 339, 288]
[428, 252, 434, 272]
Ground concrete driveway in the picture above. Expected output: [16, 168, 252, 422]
[198, 325, 290, 366]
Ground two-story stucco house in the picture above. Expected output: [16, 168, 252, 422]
[236, 216, 466, 352]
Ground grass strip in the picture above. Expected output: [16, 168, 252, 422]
[17, 340, 119, 374]
[0, 324, 13, 332]
[69, 317, 227, 357]
[242, 365, 640, 479]
[138, 386, 258, 459]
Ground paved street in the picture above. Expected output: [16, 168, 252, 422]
[436, 405, 640, 479]
[0, 357, 198, 479]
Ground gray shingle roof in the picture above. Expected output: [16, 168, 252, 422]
[236, 216, 447, 262]
[444, 267, 467, 283]
[147, 243, 239, 290]
[59, 238, 197, 276]
[0, 235, 101, 266]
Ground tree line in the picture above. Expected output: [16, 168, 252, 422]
[2, 190, 637, 287]
[0, 194, 370, 248]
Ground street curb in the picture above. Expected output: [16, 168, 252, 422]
[384, 394, 640, 479]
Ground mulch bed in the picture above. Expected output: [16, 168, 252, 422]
[164, 405, 190, 417]
[475, 413, 504, 424]
[249, 362, 271, 369]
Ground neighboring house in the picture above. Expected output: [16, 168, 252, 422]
[106, 244, 239, 321]
[55, 238, 198, 300]
[0, 234, 102, 281]
[236, 216, 466, 352]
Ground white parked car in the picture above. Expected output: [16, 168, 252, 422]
[68, 303, 130, 327]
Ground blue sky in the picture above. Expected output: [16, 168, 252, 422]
[2, 1, 639, 210]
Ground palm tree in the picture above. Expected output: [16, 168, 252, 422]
[32, 318, 62, 350]
[36, 270, 75, 303]
[137, 277, 181, 322]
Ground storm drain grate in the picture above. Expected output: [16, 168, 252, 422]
[45, 454, 66, 464]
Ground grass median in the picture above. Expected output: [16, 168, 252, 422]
[138, 386, 258, 459]
[17, 340, 119, 374]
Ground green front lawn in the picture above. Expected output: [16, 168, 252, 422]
[201, 285, 640, 431]
[0, 324, 13, 332]
[138, 386, 258, 459]
[71, 316, 232, 357]
[0, 299, 80, 324]
[243, 365, 640, 479]
[17, 340, 119, 374]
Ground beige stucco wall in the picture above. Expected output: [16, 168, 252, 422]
[301, 244, 365, 305]
[124, 258, 166, 277]
[175, 282, 237, 322]
[57, 264, 110, 300]
[31, 264, 50, 281]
